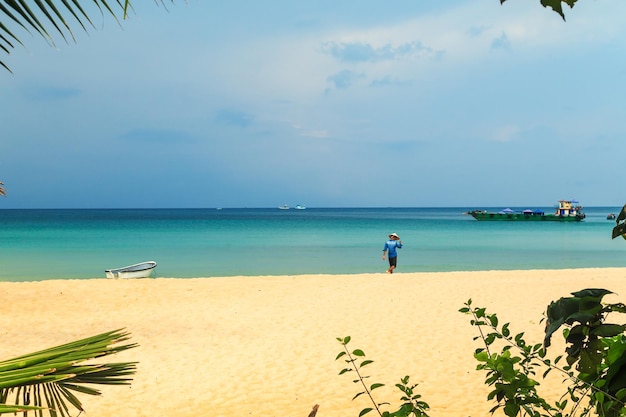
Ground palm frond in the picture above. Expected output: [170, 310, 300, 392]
[0, 1, 182, 72]
[0, 328, 138, 416]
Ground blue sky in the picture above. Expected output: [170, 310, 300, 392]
[1, 0, 626, 208]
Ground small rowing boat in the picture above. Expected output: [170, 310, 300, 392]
[105, 261, 157, 279]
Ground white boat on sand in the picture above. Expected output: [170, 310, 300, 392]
[105, 261, 157, 279]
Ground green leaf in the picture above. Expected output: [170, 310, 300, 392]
[540, 0, 568, 20]
[503, 401, 520, 417]
[544, 289, 612, 348]
[592, 324, 626, 337]
[570, 288, 613, 299]
[370, 383, 385, 390]
[352, 349, 365, 357]
[0, 405, 45, 413]
[359, 407, 374, 417]
[615, 388, 626, 400]
[612, 222, 626, 239]
[360, 359, 374, 367]
[502, 323, 510, 337]
[353, 391, 366, 400]
[485, 333, 498, 345]
[594, 391, 605, 403]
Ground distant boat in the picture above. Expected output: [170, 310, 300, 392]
[278, 204, 290, 210]
[468, 200, 585, 222]
[105, 261, 157, 279]
[608, 213, 616, 220]
[294, 205, 306, 210]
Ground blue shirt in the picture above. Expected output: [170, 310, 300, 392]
[383, 240, 402, 258]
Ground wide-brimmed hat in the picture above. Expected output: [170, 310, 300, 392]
[388, 233, 400, 239]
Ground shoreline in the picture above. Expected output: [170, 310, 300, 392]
[4, 264, 626, 283]
[2, 268, 626, 416]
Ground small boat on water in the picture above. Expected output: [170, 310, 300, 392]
[278, 204, 290, 210]
[607, 213, 617, 220]
[294, 204, 306, 210]
[468, 200, 585, 222]
[105, 261, 157, 279]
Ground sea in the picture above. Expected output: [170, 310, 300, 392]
[1, 206, 625, 282]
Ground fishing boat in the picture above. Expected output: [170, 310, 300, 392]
[468, 200, 585, 222]
[105, 261, 157, 279]
[294, 205, 306, 210]
[278, 204, 290, 210]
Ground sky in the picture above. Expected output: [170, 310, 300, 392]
[1, 0, 626, 209]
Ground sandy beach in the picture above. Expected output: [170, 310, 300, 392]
[2, 268, 626, 417]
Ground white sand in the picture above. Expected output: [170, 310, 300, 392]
[1, 268, 625, 417]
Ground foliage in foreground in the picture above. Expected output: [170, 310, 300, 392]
[501, 0, 577, 21]
[461, 288, 626, 417]
[0, 329, 137, 416]
[339, 288, 626, 417]
[336, 336, 430, 417]
[611, 204, 626, 240]
[0, 1, 176, 72]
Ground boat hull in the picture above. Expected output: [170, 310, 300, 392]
[469, 211, 585, 222]
[105, 261, 157, 279]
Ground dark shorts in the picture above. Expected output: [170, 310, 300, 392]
[388, 256, 397, 267]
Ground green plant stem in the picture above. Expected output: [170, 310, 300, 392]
[340, 343, 383, 417]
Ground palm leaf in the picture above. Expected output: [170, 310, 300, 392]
[0, 404, 43, 413]
[0, 1, 177, 72]
[0, 328, 138, 416]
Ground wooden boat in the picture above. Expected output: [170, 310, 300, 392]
[105, 261, 157, 279]
[468, 200, 585, 222]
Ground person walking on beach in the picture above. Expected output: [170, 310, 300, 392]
[382, 233, 402, 274]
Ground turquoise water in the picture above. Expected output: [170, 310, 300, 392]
[0, 207, 624, 281]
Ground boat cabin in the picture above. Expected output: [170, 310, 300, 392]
[555, 200, 583, 217]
